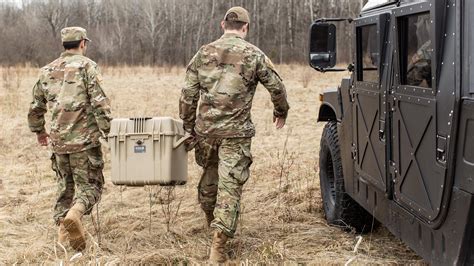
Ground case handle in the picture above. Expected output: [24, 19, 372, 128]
[173, 134, 193, 149]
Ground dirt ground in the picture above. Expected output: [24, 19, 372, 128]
[0, 65, 424, 264]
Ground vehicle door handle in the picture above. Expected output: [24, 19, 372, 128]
[436, 135, 447, 164]
[379, 120, 386, 141]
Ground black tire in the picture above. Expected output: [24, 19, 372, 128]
[319, 121, 379, 233]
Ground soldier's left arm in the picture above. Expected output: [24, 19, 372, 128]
[179, 51, 201, 134]
[86, 64, 112, 136]
[256, 55, 290, 119]
[27, 79, 48, 133]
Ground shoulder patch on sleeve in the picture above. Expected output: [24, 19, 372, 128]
[265, 56, 283, 81]
[96, 73, 104, 83]
[187, 49, 202, 72]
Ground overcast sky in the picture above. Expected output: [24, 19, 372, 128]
[0, 0, 28, 7]
[1, 0, 21, 6]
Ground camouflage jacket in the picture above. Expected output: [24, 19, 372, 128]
[180, 33, 290, 138]
[28, 51, 112, 154]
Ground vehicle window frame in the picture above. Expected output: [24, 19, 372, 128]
[392, 3, 434, 92]
[398, 12, 432, 89]
[356, 24, 379, 83]
[354, 15, 382, 85]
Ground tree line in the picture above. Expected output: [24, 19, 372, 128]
[0, 0, 368, 67]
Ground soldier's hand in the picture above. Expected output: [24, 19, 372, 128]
[36, 132, 49, 146]
[184, 132, 198, 152]
[273, 116, 286, 129]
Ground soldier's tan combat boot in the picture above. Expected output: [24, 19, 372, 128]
[64, 203, 87, 251]
[204, 210, 214, 227]
[209, 230, 228, 263]
[58, 219, 68, 246]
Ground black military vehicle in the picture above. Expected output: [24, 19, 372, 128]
[309, 0, 474, 264]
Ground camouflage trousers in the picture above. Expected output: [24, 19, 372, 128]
[51, 146, 104, 224]
[195, 137, 252, 238]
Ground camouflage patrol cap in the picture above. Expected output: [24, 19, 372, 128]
[61, 27, 91, 43]
[224, 6, 250, 24]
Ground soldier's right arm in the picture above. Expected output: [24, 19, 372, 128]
[179, 51, 201, 134]
[86, 64, 112, 137]
[256, 54, 290, 119]
[27, 79, 47, 133]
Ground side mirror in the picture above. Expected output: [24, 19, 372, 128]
[309, 23, 337, 70]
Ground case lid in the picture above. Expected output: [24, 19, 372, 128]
[109, 117, 184, 137]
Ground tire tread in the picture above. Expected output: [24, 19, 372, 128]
[320, 121, 379, 233]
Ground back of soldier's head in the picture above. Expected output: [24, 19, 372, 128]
[223, 7, 250, 31]
[60, 27, 91, 51]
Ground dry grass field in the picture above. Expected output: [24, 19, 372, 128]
[0, 65, 424, 264]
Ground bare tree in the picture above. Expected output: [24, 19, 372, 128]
[139, 0, 166, 65]
[39, 0, 68, 39]
[0, 0, 366, 66]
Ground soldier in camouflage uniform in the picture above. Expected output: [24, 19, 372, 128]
[179, 7, 290, 262]
[27, 27, 112, 251]
[407, 17, 432, 87]
[407, 40, 432, 87]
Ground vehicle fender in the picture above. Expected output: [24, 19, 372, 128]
[318, 87, 341, 122]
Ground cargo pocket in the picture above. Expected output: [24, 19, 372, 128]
[87, 148, 104, 185]
[229, 144, 253, 185]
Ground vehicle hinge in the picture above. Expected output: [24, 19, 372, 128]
[349, 89, 356, 103]
[389, 160, 398, 183]
[390, 96, 397, 112]
[351, 143, 358, 160]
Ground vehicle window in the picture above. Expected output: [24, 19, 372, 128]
[399, 13, 432, 88]
[357, 24, 379, 83]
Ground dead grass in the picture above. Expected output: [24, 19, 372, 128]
[0, 65, 423, 264]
